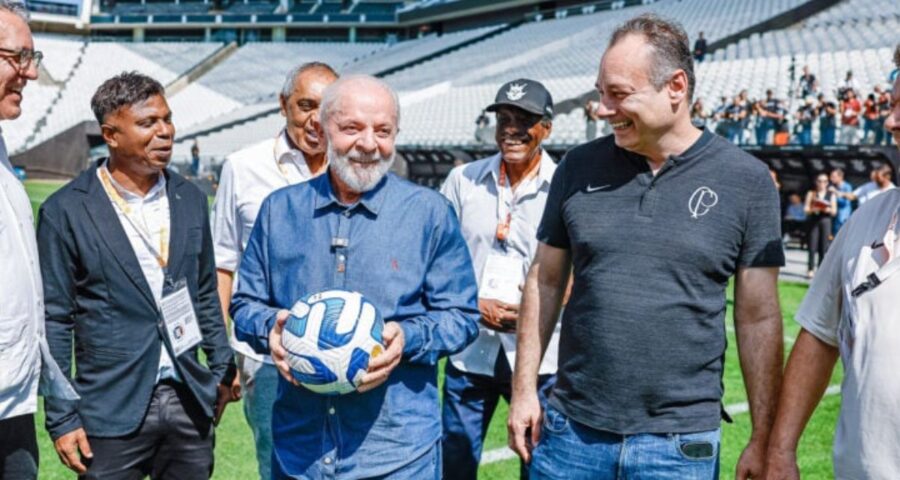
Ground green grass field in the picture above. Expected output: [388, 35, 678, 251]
[25, 180, 840, 479]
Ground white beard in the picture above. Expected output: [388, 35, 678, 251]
[328, 143, 395, 193]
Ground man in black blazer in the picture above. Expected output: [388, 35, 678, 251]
[38, 71, 236, 479]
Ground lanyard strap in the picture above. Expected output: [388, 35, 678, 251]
[851, 207, 900, 298]
[495, 160, 540, 244]
[98, 166, 169, 268]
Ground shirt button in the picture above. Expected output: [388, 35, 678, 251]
[324, 457, 333, 465]
[328, 407, 336, 415]
[343, 210, 351, 217]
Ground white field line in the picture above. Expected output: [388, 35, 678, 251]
[480, 385, 842, 465]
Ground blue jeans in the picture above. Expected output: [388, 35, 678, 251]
[238, 354, 279, 480]
[530, 404, 720, 480]
[820, 126, 836, 145]
[273, 442, 441, 480]
[442, 355, 555, 480]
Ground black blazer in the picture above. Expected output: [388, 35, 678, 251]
[38, 159, 235, 440]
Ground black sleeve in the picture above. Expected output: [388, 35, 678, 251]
[738, 168, 786, 268]
[37, 202, 83, 440]
[536, 156, 571, 249]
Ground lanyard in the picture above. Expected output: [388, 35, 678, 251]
[495, 160, 538, 244]
[98, 166, 169, 269]
[851, 206, 900, 298]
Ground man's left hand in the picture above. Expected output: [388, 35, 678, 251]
[214, 383, 236, 426]
[357, 322, 404, 393]
[736, 438, 767, 480]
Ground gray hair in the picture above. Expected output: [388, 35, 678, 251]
[0, 0, 29, 20]
[280, 61, 338, 99]
[608, 13, 696, 101]
[319, 74, 401, 128]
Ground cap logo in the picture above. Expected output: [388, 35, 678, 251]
[506, 83, 527, 101]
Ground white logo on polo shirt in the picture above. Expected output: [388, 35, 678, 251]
[506, 83, 527, 101]
[688, 186, 718, 219]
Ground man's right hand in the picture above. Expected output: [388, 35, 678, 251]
[763, 448, 800, 480]
[478, 298, 519, 332]
[269, 309, 299, 386]
[507, 391, 542, 464]
[54, 428, 93, 474]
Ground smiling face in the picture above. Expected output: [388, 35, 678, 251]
[0, 11, 38, 120]
[324, 80, 398, 193]
[101, 94, 175, 174]
[595, 33, 685, 155]
[280, 67, 337, 157]
[494, 106, 550, 166]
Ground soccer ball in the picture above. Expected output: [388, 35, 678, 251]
[281, 290, 385, 395]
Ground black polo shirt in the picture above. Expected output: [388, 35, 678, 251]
[538, 129, 784, 434]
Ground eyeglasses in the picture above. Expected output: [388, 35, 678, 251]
[0, 47, 43, 71]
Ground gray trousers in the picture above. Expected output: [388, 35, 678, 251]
[0, 413, 38, 480]
[80, 381, 214, 480]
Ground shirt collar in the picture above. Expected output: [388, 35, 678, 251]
[480, 149, 554, 188]
[313, 168, 391, 216]
[276, 130, 308, 165]
[101, 159, 167, 201]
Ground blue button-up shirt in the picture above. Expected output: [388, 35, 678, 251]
[231, 171, 479, 479]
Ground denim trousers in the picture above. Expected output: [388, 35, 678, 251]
[442, 354, 555, 480]
[530, 404, 720, 480]
[273, 442, 441, 480]
[238, 353, 279, 480]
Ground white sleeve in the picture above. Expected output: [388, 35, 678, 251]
[211, 158, 241, 272]
[794, 220, 852, 347]
[439, 166, 464, 218]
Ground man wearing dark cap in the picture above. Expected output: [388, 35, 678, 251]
[440, 78, 558, 480]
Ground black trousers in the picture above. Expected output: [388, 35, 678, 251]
[80, 382, 214, 480]
[0, 413, 38, 480]
[807, 215, 833, 271]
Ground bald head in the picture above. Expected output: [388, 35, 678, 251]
[320, 75, 400, 128]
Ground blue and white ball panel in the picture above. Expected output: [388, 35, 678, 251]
[281, 290, 385, 395]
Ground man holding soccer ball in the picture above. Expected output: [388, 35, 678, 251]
[231, 74, 480, 479]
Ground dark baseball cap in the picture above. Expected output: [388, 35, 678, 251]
[486, 78, 554, 119]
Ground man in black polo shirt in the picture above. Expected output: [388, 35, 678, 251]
[508, 13, 785, 480]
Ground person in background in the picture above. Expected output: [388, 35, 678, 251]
[190, 140, 200, 177]
[795, 98, 815, 146]
[839, 89, 861, 145]
[862, 92, 879, 144]
[691, 97, 708, 128]
[828, 168, 853, 235]
[803, 173, 837, 278]
[584, 98, 599, 141]
[782, 193, 806, 244]
[211, 61, 338, 480]
[798, 65, 817, 98]
[475, 109, 491, 144]
[816, 94, 838, 146]
[756, 89, 780, 146]
[693, 31, 707, 63]
[724, 94, 747, 145]
[876, 85, 891, 145]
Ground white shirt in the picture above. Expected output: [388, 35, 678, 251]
[0, 127, 43, 420]
[97, 162, 178, 381]
[853, 181, 895, 206]
[440, 151, 560, 376]
[212, 130, 322, 362]
[795, 188, 900, 479]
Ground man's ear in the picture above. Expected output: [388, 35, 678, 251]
[100, 123, 118, 149]
[668, 69, 689, 105]
[279, 94, 288, 118]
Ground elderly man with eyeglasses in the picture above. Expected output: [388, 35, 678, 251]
[0, 1, 49, 479]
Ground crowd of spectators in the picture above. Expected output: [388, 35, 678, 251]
[691, 67, 895, 147]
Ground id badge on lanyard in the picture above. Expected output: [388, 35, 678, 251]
[160, 278, 203, 357]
